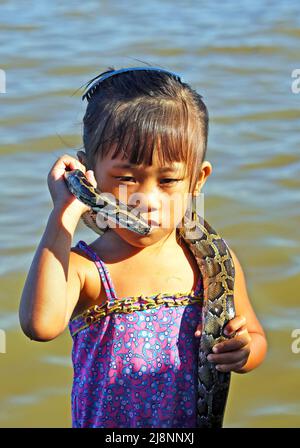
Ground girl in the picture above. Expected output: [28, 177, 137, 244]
[19, 66, 267, 428]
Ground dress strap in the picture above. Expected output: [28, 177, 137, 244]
[76, 240, 117, 303]
[194, 274, 202, 297]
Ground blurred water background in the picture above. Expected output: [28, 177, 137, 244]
[0, 0, 300, 428]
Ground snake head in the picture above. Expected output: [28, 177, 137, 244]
[64, 169, 151, 236]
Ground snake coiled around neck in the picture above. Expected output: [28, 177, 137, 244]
[64, 169, 236, 428]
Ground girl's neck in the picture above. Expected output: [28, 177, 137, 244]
[91, 228, 184, 263]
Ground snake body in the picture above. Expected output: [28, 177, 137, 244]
[64, 169, 150, 236]
[64, 169, 236, 428]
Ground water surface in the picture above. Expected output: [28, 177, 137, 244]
[0, 0, 300, 428]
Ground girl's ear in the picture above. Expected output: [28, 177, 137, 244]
[193, 161, 212, 194]
[77, 150, 87, 167]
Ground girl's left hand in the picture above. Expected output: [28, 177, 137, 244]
[194, 315, 252, 373]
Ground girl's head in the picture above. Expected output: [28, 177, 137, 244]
[79, 66, 212, 246]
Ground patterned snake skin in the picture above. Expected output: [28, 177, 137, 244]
[64, 169, 236, 428]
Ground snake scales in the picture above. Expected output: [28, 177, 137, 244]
[64, 168, 236, 428]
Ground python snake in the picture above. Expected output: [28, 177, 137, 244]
[64, 168, 236, 428]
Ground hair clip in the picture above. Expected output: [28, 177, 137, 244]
[82, 66, 183, 101]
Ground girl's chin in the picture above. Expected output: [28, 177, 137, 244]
[112, 225, 174, 246]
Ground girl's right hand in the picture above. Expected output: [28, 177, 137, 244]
[47, 153, 97, 218]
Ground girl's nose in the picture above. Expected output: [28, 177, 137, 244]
[128, 185, 161, 214]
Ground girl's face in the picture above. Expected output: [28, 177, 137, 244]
[92, 148, 210, 248]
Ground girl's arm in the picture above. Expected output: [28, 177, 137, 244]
[19, 207, 83, 341]
[221, 248, 268, 373]
[195, 247, 268, 374]
[19, 154, 95, 342]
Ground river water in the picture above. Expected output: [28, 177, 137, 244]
[0, 0, 300, 427]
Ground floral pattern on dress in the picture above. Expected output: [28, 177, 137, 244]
[68, 240, 203, 428]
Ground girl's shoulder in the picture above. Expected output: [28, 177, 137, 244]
[69, 244, 104, 320]
[68, 237, 201, 321]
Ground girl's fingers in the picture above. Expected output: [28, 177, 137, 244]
[215, 359, 246, 373]
[194, 320, 249, 340]
[75, 152, 97, 188]
[194, 314, 249, 341]
[223, 315, 246, 336]
[51, 155, 86, 175]
[234, 326, 252, 340]
[207, 346, 250, 364]
[213, 332, 251, 353]
[85, 170, 97, 188]
[194, 323, 202, 337]
[62, 154, 86, 172]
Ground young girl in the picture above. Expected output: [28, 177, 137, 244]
[19, 66, 267, 428]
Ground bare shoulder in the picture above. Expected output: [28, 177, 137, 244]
[228, 246, 266, 336]
[70, 246, 88, 290]
[68, 245, 103, 320]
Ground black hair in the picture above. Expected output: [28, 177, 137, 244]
[82, 66, 209, 192]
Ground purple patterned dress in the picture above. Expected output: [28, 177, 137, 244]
[68, 240, 203, 428]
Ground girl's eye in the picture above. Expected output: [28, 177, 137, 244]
[160, 178, 183, 185]
[113, 177, 183, 185]
[114, 176, 135, 182]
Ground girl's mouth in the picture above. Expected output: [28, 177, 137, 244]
[148, 219, 160, 227]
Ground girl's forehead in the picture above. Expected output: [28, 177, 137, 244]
[96, 145, 186, 171]
[98, 153, 186, 172]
